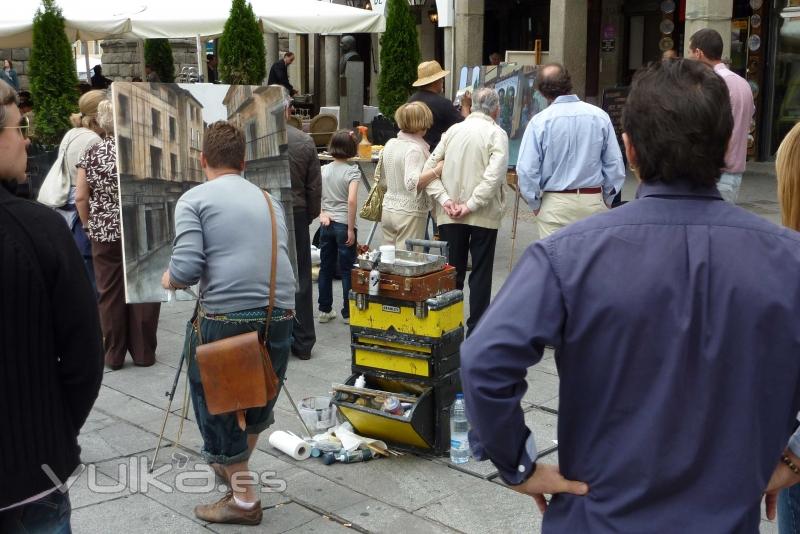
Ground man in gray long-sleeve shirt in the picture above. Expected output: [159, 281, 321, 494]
[284, 95, 321, 359]
[162, 121, 295, 526]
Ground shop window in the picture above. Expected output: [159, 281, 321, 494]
[771, 5, 800, 154]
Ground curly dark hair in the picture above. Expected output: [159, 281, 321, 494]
[622, 59, 732, 187]
[536, 63, 573, 100]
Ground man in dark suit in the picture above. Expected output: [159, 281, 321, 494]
[268, 52, 296, 96]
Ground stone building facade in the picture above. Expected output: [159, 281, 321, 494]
[0, 48, 31, 90]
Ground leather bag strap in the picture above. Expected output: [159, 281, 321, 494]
[192, 191, 278, 345]
[263, 190, 278, 334]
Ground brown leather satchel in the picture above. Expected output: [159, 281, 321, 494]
[195, 191, 281, 431]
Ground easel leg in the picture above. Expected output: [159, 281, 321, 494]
[149, 350, 187, 473]
[509, 185, 521, 272]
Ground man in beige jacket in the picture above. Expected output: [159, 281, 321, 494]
[425, 88, 509, 334]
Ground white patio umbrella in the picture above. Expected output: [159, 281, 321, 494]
[0, 0, 384, 48]
[0, 0, 135, 48]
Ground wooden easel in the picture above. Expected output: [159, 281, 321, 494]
[507, 39, 542, 272]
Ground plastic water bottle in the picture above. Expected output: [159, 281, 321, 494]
[450, 394, 469, 464]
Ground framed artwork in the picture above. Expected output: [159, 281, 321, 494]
[113, 82, 291, 303]
[485, 71, 522, 139]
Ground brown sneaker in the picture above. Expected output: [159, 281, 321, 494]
[194, 492, 262, 525]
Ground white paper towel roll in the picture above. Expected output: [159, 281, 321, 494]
[268, 431, 311, 460]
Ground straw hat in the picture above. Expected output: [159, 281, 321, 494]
[412, 60, 450, 87]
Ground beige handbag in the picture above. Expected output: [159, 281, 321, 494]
[359, 152, 386, 222]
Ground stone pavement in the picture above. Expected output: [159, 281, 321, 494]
[71, 167, 780, 533]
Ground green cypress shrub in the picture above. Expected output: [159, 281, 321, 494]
[378, 0, 420, 119]
[144, 39, 175, 83]
[28, 0, 78, 146]
[218, 0, 266, 85]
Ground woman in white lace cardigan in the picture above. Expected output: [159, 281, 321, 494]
[377, 102, 452, 250]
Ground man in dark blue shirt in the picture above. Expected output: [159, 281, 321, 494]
[461, 58, 800, 532]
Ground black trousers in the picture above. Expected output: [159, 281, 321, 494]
[437, 223, 498, 334]
[292, 210, 316, 356]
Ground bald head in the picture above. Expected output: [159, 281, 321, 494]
[536, 63, 572, 101]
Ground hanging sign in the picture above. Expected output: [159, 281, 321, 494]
[370, 0, 387, 16]
[436, 0, 454, 27]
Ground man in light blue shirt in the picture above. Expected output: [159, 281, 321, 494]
[517, 63, 625, 239]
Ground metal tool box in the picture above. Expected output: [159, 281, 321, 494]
[348, 290, 464, 337]
[350, 326, 463, 380]
[332, 370, 460, 455]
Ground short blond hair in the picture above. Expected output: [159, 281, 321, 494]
[777, 122, 800, 231]
[395, 102, 433, 135]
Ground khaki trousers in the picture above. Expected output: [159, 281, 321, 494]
[381, 210, 427, 250]
[536, 192, 608, 240]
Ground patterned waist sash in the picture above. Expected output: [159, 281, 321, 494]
[199, 307, 293, 324]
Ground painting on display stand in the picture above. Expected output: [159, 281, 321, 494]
[112, 82, 292, 304]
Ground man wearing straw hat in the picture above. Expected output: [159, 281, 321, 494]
[408, 60, 471, 151]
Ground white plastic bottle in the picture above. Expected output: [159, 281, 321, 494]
[449, 394, 469, 464]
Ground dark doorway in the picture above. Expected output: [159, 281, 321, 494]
[483, 0, 550, 66]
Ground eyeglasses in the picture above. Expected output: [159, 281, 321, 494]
[3, 115, 29, 138]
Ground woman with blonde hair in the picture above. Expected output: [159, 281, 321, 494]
[378, 101, 449, 249]
[47, 89, 106, 290]
[775, 121, 800, 533]
[777, 123, 800, 232]
[76, 100, 161, 369]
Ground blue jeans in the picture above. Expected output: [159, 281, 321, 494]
[0, 490, 71, 534]
[185, 308, 294, 465]
[779, 484, 800, 534]
[318, 222, 356, 318]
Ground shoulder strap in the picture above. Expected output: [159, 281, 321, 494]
[263, 191, 278, 332]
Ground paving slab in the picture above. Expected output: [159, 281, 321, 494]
[537, 348, 559, 377]
[69, 469, 133, 511]
[207, 502, 320, 534]
[524, 407, 559, 457]
[92, 385, 166, 426]
[337, 498, 459, 534]
[94, 452, 222, 521]
[417, 477, 542, 534]
[522, 369, 560, 407]
[102, 361, 189, 408]
[283, 515, 357, 533]
[280, 468, 369, 512]
[281, 454, 472, 513]
[435, 455, 498, 479]
[71, 493, 206, 534]
[78, 419, 163, 464]
[761, 519, 779, 534]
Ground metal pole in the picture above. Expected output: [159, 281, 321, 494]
[82, 41, 91, 82]
[196, 34, 204, 82]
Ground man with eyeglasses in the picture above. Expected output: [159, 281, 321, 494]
[0, 79, 103, 532]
